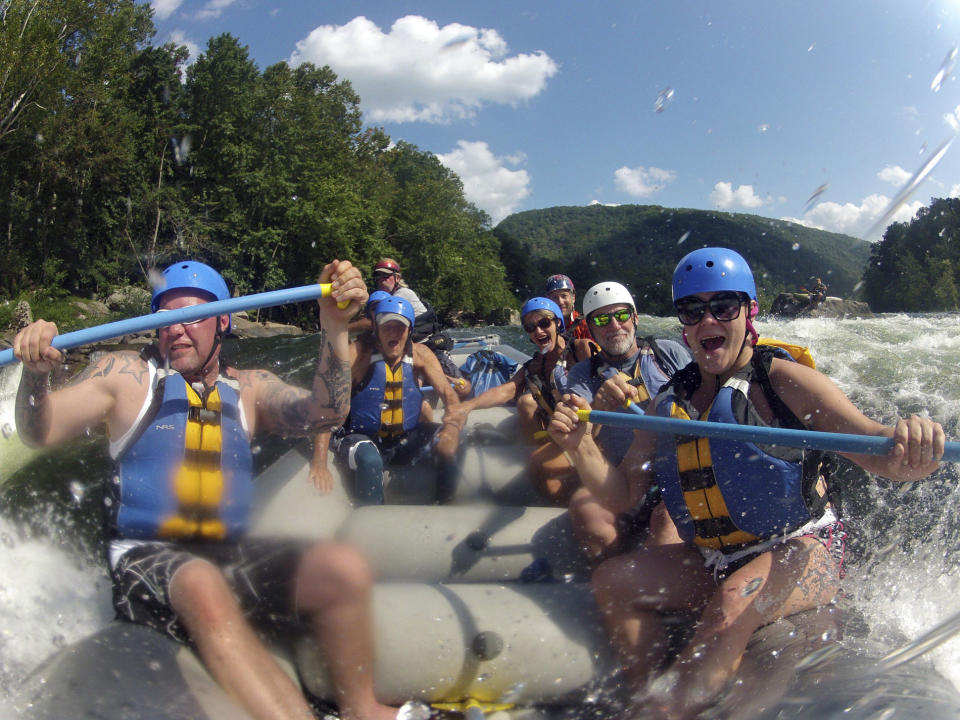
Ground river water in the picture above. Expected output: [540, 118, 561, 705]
[0, 314, 959, 714]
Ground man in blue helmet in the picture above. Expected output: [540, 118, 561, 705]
[13, 260, 398, 720]
[313, 295, 463, 505]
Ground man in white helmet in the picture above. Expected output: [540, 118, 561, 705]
[562, 281, 690, 561]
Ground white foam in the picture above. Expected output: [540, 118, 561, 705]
[0, 518, 112, 701]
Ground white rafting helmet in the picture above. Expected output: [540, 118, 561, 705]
[582, 281, 636, 318]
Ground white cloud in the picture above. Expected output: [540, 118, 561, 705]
[945, 104, 960, 132]
[589, 200, 621, 207]
[435, 140, 530, 224]
[169, 30, 201, 64]
[949, 184, 960, 198]
[710, 181, 765, 210]
[289, 15, 558, 123]
[613, 166, 676, 197]
[196, 0, 239, 20]
[150, 0, 184, 21]
[782, 193, 923, 238]
[877, 165, 912, 187]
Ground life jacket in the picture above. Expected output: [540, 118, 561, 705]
[588, 337, 673, 405]
[411, 299, 441, 342]
[523, 339, 580, 427]
[653, 343, 829, 550]
[109, 349, 253, 541]
[350, 353, 423, 438]
[563, 311, 593, 342]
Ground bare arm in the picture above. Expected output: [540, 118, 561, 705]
[14, 321, 140, 447]
[771, 359, 943, 481]
[249, 260, 365, 436]
[548, 394, 653, 513]
[310, 431, 335, 493]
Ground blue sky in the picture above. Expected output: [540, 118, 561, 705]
[149, 0, 960, 238]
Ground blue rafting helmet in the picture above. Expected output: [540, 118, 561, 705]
[374, 295, 415, 327]
[520, 296, 565, 332]
[366, 290, 392, 318]
[151, 260, 232, 331]
[543, 274, 575, 295]
[672, 247, 757, 303]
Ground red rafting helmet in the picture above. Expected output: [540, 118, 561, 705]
[374, 258, 401, 276]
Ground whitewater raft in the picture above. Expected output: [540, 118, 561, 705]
[14, 336, 960, 719]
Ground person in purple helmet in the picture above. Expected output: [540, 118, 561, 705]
[14, 259, 399, 720]
[550, 247, 944, 719]
[544, 273, 593, 341]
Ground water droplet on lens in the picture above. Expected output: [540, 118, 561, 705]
[27, 395, 36, 407]
[654, 87, 675, 113]
[1, 423, 12, 439]
[678, 230, 690, 244]
[758, 123, 769, 133]
[791, 242, 800, 251]
[69, 481, 86, 504]
[931, 47, 957, 92]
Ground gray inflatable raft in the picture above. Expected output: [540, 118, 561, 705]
[15, 337, 960, 719]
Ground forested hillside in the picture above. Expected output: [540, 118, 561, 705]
[494, 205, 872, 315]
[0, 1, 513, 327]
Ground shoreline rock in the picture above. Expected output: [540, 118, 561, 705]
[769, 292, 873, 319]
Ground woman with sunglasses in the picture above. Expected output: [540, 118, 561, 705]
[549, 247, 944, 719]
[442, 297, 593, 504]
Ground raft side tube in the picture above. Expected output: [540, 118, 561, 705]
[337, 505, 591, 583]
[295, 582, 616, 705]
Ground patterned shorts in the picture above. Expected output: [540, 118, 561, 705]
[108, 538, 308, 645]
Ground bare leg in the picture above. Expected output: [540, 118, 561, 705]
[569, 487, 621, 562]
[515, 394, 541, 442]
[295, 542, 396, 720]
[649, 538, 841, 719]
[170, 559, 316, 720]
[593, 543, 712, 686]
[528, 441, 579, 505]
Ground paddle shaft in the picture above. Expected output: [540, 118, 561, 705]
[578, 408, 960, 462]
[0, 284, 346, 367]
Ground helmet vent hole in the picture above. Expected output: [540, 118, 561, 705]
[705, 261, 714, 267]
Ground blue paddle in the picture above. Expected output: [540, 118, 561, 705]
[576, 408, 960, 462]
[0, 284, 348, 367]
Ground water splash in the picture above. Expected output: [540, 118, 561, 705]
[864, 136, 954, 238]
[931, 47, 958, 92]
[803, 182, 829, 213]
[654, 87, 675, 113]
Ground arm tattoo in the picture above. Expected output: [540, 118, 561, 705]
[15, 370, 51, 446]
[261, 330, 351, 436]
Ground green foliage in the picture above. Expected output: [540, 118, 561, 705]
[863, 197, 960, 312]
[0, 14, 514, 327]
[494, 205, 872, 315]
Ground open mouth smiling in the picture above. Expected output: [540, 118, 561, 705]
[701, 335, 725, 352]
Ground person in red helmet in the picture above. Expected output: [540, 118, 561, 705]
[543, 274, 593, 341]
[350, 258, 440, 342]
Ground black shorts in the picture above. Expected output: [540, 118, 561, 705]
[108, 538, 309, 646]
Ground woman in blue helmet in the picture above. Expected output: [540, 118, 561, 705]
[312, 295, 463, 504]
[444, 297, 593, 504]
[549, 248, 944, 718]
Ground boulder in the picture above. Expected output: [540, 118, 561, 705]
[769, 293, 873, 319]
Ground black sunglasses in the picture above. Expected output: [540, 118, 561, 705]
[522, 317, 555, 333]
[674, 291, 745, 326]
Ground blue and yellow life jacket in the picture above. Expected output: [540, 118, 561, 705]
[653, 342, 829, 550]
[350, 353, 423, 439]
[110, 354, 253, 541]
